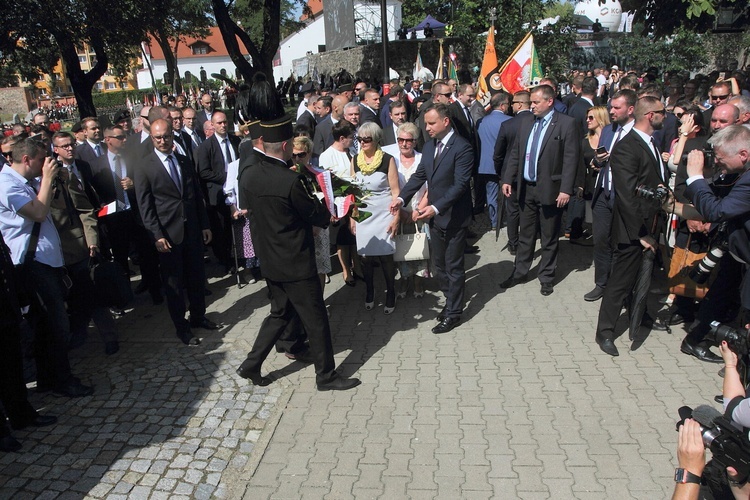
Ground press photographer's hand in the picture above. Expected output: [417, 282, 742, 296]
[686, 150, 705, 178]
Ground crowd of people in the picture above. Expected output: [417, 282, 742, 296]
[1, 63, 750, 453]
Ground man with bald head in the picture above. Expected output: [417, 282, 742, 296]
[195, 93, 216, 132]
[135, 118, 214, 345]
[196, 111, 240, 272]
[313, 94, 349, 156]
[710, 103, 740, 134]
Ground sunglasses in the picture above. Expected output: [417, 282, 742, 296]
[650, 109, 666, 115]
[675, 112, 684, 120]
[397, 137, 415, 143]
[711, 94, 729, 100]
[55, 143, 75, 149]
[106, 135, 127, 140]
[291, 152, 308, 159]
[438, 93, 452, 98]
[586, 116, 595, 121]
[358, 137, 374, 144]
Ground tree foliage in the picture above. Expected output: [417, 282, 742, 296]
[609, 26, 708, 73]
[617, 0, 747, 38]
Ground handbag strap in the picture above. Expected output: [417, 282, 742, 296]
[23, 222, 42, 265]
[681, 234, 692, 268]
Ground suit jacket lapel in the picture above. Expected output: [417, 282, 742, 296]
[432, 135, 453, 177]
[537, 114, 557, 157]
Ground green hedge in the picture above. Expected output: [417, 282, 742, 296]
[92, 89, 168, 109]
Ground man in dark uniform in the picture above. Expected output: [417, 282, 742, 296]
[236, 116, 360, 391]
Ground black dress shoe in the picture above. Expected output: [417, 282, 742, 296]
[133, 282, 149, 294]
[0, 435, 22, 453]
[436, 307, 448, 322]
[681, 339, 723, 363]
[104, 341, 120, 356]
[53, 380, 94, 398]
[464, 245, 480, 254]
[189, 318, 221, 330]
[236, 366, 273, 386]
[432, 317, 461, 334]
[641, 314, 668, 332]
[508, 244, 517, 256]
[596, 337, 619, 357]
[500, 275, 526, 289]
[540, 283, 554, 296]
[668, 313, 693, 326]
[11, 414, 58, 431]
[583, 286, 605, 302]
[317, 377, 361, 391]
[177, 332, 201, 346]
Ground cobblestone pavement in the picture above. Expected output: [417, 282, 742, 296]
[0, 216, 728, 499]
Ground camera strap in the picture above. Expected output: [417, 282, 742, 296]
[725, 396, 745, 420]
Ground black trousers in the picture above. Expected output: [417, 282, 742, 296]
[240, 276, 337, 384]
[158, 223, 207, 336]
[513, 183, 563, 284]
[505, 188, 520, 248]
[595, 242, 644, 341]
[0, 319, 37, 429]
[591, 195, 614, 289]
[687, 254, 744, 343]
[430, 225, 467, 318]
[207, 204, 231, 266]
[102, 210, 161, 293]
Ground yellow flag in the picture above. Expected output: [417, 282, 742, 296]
[478, 27, 498, 101]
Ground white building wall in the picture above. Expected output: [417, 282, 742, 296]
[137, 55, 244, 90]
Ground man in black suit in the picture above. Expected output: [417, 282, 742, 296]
[417, 82, 451, 150]
[89, 125, 162, 303]
[594, 96, 668, 356]
[169, 107, 194, 166]
[75, 117, 106, 165]
[182, 107, 205, 149]
[390, 103, 474, 334]
[501, 85, 579, 295]
[296, 95, 318, 137]
[448, 84, 477, 146]
[493, 91, 533, 255]
[381, 101, 407, 147]
[359, 89, 382, 127]
[311, 96, 333, 156]
[567, 77, 598, 139]
[135, 119, 218, 345]
[195, 111, 240, 271]
[195, 93, 216, 132]
[236, 117, 360, 391]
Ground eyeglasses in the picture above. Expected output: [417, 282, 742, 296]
[586, 116, 595, 121]
[106, 135, 126, 140]
[151, 135, 173, 141]
[396, 137, 415, 143]
[55, 143, 75, 149]
[291, 152, 308, 159]
[711, 94, 729, 100]
[358, 137, 374, 144]
[675, 112, 684, 120]
[355, 87, 366, 92]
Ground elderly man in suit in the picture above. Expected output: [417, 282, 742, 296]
[89, 125, 162, 304]
[195, 93, 215, 132]
[501, 85, 579, 296]
[390, 103, 474, 334]
[196, 111, 241, 272]
[594, 96, 668, 356]
[135, 119, 218, 346]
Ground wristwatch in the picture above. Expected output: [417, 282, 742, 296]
[675, 468, 701, 484]
[680, 131, 689, 137]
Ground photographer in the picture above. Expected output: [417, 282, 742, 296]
[664, 125, 750, 357]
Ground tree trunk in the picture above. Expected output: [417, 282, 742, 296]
[54, 32, 108, 118]
[211, 0, 262, 82]
[154, 32, 177, 90]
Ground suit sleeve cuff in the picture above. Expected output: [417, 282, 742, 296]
[686, 175, 704, 185]
[431, 205, 439, 215]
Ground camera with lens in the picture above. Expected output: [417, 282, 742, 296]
[635, 184, 669, 201]
[705, 320, 750, 357]
[677, 405, 750, 486]
[689, 221, 729, 285]
[704, 142, 716, 172]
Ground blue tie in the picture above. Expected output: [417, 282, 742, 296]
[167, 155, 182, 193]
[94, 144, 102, 157]
[527, 118, 544, 182]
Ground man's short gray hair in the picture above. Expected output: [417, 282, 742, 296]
[708, 125, 750, 157]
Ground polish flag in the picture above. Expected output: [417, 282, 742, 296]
[98, 201, 120, 217]
[498, 33, 543, 95]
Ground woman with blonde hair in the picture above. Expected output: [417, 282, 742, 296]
[581, 106, 610, 200]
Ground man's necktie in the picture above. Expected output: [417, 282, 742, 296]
[223, 138, 232, 171]
[434, 140, 444, 160]
[527, 118, 544, 182]
[192, 131, 201, 146]
[94, 144, 102, 157]
[602, 128, 623, 198]
[114, 155, 127, 206]
[651, 137, 665, 181]
[464, 106, 473, 128]
[167, 155, 182, 193]
[352, 136, 359, 155]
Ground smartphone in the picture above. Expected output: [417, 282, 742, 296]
[596, 146, 608, 155]
[718, 72, 726, 82]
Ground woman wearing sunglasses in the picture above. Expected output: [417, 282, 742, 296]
[350, 122, 400, 314]
[582, 106, 610, 201]
[383, 122, 429, 299]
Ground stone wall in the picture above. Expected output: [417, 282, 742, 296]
[311, 38, 461, 84]
[0, 87, 34, 121]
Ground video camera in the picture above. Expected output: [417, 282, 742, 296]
[704, 142, 716, 172]
[689, 222, 729, 285]
[677, 405, 750, 484]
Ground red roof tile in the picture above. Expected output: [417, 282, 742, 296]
[145, 27, 250, 60]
